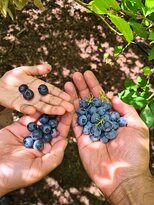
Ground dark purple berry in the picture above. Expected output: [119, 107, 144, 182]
[27, 122, 37, 132]
[39, 114, 49, 124]
[23, 136, 34, 148]
[23, 89, 34, 100]
[32, 129, 43, 140]
[38, 84, 48, 96]
[42, 124, 52, 134]
[43, 134, 52, 142]
[19, 84, 28, 94]
[33, 140, 44, 151]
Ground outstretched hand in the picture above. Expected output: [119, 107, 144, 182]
[0, 64, 73, 115]
[0, 111, 72, 197]
[64, 71, 150, 199]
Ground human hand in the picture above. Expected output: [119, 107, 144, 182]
[0, 111, 72, 197]
[64, 71, 152, 203]
[0, 64, 73, 115]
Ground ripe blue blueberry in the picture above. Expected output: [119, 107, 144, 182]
[89, 135, 100, 142]
[102, 113, 110, 121]
[23, 89, 34, 100]
[92, 98, 102, 107]
[23, 136, 34, 148]
[43, 134, 52, 142]
[32, 129, 43, 140]
[48, 119, 58, 128]
[19, 84, 28, 94]
[103, 102, 112, 111]
[83, 122, 92, 134]
[89, 106, 97, 115]
[77, 108, 87, 116]
[91, 126, 101, 136]
[110, 112, 120, 121]
[80, 99, 89, 108]
[33, 140, 44, 151]
[105, 129, 117, 139]
[90, 113, 100, 123]
[38, 84, 48, 96]
[102, 121, 113, 132]
[100, 136, 109, 143]
[42, 124, 52, 134]
[112, 121, 119, 130]
[78, 115, 88, 126]
[118, 117, 127, 126]
[27, 122, 37, 132]
[39, 114, 49, 124]
[97, 106, 106, 115]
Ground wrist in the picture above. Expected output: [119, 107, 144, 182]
[109, 172, 154, 205]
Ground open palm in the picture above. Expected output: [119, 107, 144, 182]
[0, 64, 73, 115]
[64, 71, 150, 198]
[0, 111, 72, 196]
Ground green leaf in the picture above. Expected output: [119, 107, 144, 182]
[143, 66, 152, 75]
[124, 78, 137, 89]
[14, 0, 29, 10]
[108, 14, 134, 43]
[114, 45, 123, 56]
[133, 97, 148, 109]
[149, 47, 154, 60]
[137, 76, 148, 87]
[140, 105, 154, 128]
[1, 0, 9, 17]
[145, 0, 154, 9]
[129, 21, 148, 38]
[149, 100, 154, 114]
[149, 32, 154, 40]
[34, 0, 44, 10]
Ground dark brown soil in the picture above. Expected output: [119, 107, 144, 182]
[0, 0, 153, 204]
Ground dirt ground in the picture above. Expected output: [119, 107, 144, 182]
[0, 0, 154, 204]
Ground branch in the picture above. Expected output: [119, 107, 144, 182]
[73, 0, 122, 36]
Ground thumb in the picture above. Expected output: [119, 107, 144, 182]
[111, 96, 148, 129]
[17, 64, 52, 76]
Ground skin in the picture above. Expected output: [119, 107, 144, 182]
[0, 111, 72, 197]
[0, 64, 74, 115]
[64, 71, 152, 201]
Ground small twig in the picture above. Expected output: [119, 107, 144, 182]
[73, 0, 122, 36]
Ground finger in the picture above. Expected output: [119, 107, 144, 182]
[72, 72, 91, 99]
[34, 101, 66, 115]
[64, 82, 80, 109]
[42, 139, 67, 175]
[84, 70, 104, 97]
[111, 96, 148, 129]
[41, 94, 74, 113]
[18, 112, 41, 126]
[46, 83, 71, 102]
[18, 64, 52, 76]
[20, 104, 36, 115]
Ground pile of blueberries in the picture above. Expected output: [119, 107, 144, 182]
[77, 98, 127, 143]
[23, 114, 59, 151]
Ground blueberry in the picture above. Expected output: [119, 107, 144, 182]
[42, 124, 52, 134]
[102, 121, 113, 132]
[49, 115, 57, 120]
[27, 122, 37, 132]
[33, 140, 44, 151]
[19, 84, 28, 94]
[78, 115, 88, 126]
[80, 99, 89, 108]
[90, 113, 100, 124]
[105, 129, 117, 140]
[102, 113, 110, 121]
[87, 114, 91, 121]
[38, 84, 48, 96]
[23, 89, 34, 100]
[110, 112, 120, 121]
[77, 108, 87, 116]
[118, 117, 127, 126]
[92, 98, 102, 107]
[39, 114, 49, 124]
[91, 126, 101, 136]
[88, 106, 97, 115]
[97, 106, 106, 115]
[103, 102, 112, 111]
[112, 121, 119, 130]
[100, 136, 109, 143]
[83, 122, 92, 134]
[48, 119, 58, 128]
[52, 128, 60, 138]
[89, 135, 100, 142]
[43, 134, 52, 142]
[32, 129, 43, 140]
[23, 136, 34, 148]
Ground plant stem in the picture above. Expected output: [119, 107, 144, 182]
[73, 0, 122, 36]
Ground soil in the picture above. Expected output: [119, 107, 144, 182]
[0, 0, 153, 204]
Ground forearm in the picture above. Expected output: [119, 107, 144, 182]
[109, 173, 154, 205]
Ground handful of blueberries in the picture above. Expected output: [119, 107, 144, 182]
[23, 114, 59, 151]
[77, 97, 127, 143]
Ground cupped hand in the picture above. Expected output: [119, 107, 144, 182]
[0, 111, 72, 196]
[0, 64, 74, 115]
[64, 71, 150, 198]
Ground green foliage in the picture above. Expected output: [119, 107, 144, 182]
[118, 73, 154, 128]
[87, 0, 154, 60]
[0, 0, 44, 20]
